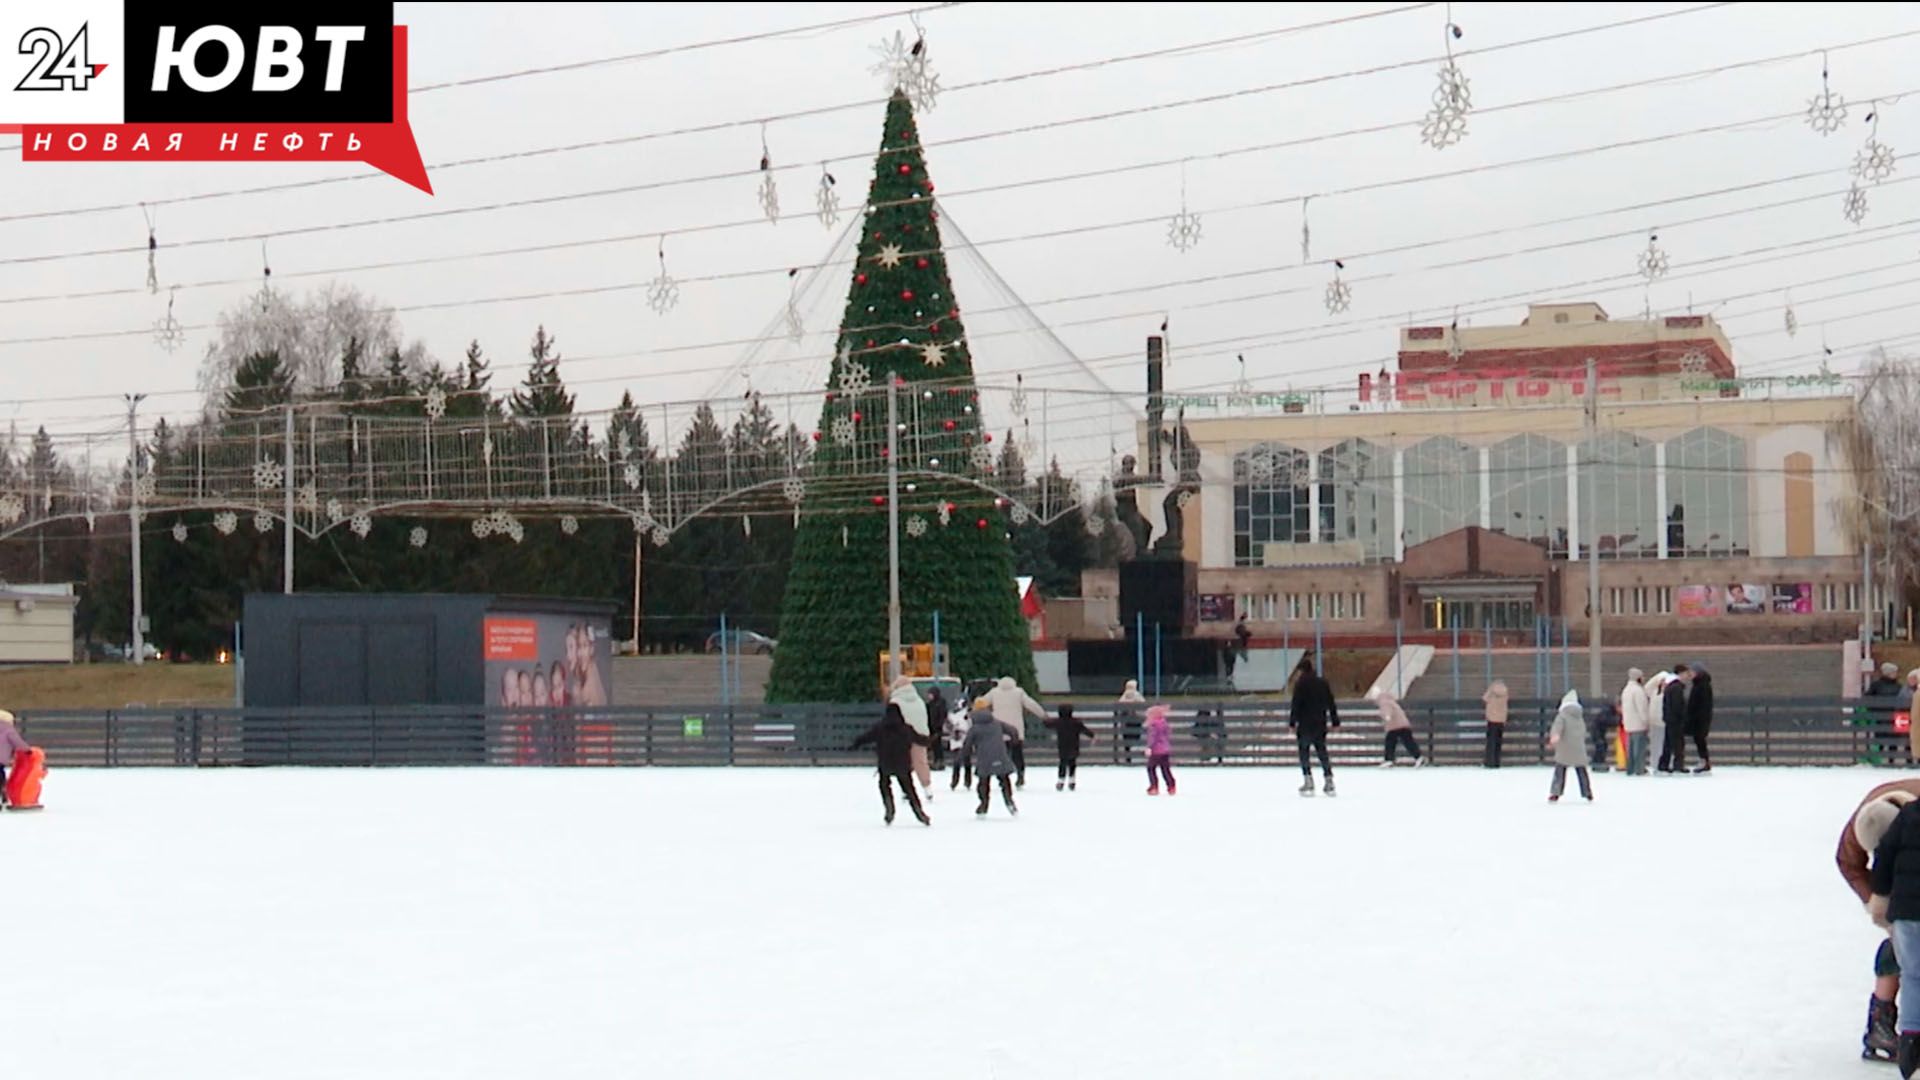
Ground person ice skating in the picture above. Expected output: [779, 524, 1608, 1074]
[1620, 668, 1653, 776]
[1867, 793, 1920, 1076]
[1483, 680, 1509, 769]
[948, 699, 977, 790]
[1657, 663, 1691, 773]
[926, 685, 949, 771]
[987, 676, 1046, 789]
[1289, 656, 1339, 796]
[1143, 703, 1176, 796]
[962, 701, 1020, 817]
[1645, 670, 1671, 771]
[1841, 783, 1920, 1061]
[1118, 679, 1146, 765]
[1376, 689, 1421, 767]
[1686, 663, 1714, 774]
[850, 702, 931, 827]
[889, 676, 934, 799]
[0, 711, 26, 806]
[1044, 704, 1095, 791]
[1547, 689, 1594, 802]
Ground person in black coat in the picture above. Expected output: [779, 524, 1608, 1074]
[1657, 663, 1691, 773]
[926, 687, 949, 771]
[1869, 798, 1920, 1075]
[1685, 663, 1714, 774]
[1288, 656, 1340, 796]
[1044, 704, 1096, 792]
[851, 703, 931, 826]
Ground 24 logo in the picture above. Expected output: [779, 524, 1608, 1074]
[16, 24, 106, 92]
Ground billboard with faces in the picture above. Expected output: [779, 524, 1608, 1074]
[483, 614, 612, 708]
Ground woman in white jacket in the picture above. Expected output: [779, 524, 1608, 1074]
[888, 677, 933, 798]
[1619, 668, 1653, 775]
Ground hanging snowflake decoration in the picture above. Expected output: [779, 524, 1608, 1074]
[918, 341, 947, 368]
[1852, 131, 1897, 184]
[831, 416, 857, 447]
[906, 515, 928, 538]
[1009, 375, 1028, 417]
[171, 521, 188, 543]
[1248, 451, 1276, 484]
[326, 498, 346, 524]
[253, 456, 284, 491]
[1806, 59, 1848, 136]
[1299, 198, 1312, 263]
[969, 443, 994, 471]
[784, 284, 805, 345]
[472, 516, 493, 538]
[424, 386, 447, 420]
[507, 519, 526, 544]
[1166, 204, 1202, 253]
[631, 510, 655, 534]
[1843, 183, 1869, 226]
[646, 236, 680, 315]
[213, 511, 237, 535]
[1420, 58, 1472, 149]
[1085, 515, 1107, 537]
[651, 525, 670, 548]
[84, 510, 95, 531]
[1228, 356, 1254, 409]
[350, 513, 372, 539]
[143, 205, 160, 294]
[1324, 264, 1352, 315]
[152, 287, 185, 352]
[253, 510, 275, 534]
[1784, 294, 1798, 337]
[871, 28, 941, 112]
[815, 165, 840, 228]
[1009, 502, 1030, 526]
[837, 360, 872, 396]
[483, 434, 494, 465]
[623, 463, 643, 490]
[409, 526, 428, 549]
[560, 515, 579, 536]
[842, 525, 851, 548]
[1678, 350, 1712, 376]
[134, 474, 156, 501]
[782, 476, 806, 504]
[1287, 454, 1315, 489]
[1636, 234, 1669, 281]
[296, 484, 318, 514]
[1176, 489, 1195, 510]
[756, 132, 780, 224]
[0, 493, 23, 525]
[937, 502, 952, 527]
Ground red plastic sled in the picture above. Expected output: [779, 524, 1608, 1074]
[6, 747, 45, 810]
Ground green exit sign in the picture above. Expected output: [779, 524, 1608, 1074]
[683, 716, 704, 738]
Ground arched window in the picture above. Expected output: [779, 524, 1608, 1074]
[1665, 427, 1748, 557]
[1586, 431, 1659, 559]
[1403, 436, 1480, 547]
[1488, 434, 1568, 557]
[1317, 438, 1395, 561]
[1234, 443, 1313, 566]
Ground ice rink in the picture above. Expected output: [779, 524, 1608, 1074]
[6, 764, 1891, 1079]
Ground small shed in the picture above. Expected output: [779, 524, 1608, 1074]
[0, 582, 78, 664]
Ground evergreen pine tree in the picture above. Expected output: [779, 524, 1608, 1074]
[509, 326, 574, 417]
[767, 90, 1036, 701]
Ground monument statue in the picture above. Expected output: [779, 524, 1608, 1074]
[1114, 454, 1152, 557]
[1152, 420, 1202, 558]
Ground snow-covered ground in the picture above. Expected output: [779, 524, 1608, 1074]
[6, 765, 1892, 1079]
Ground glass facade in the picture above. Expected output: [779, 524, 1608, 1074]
[1665, 427, 1749, 556]
[1487, 433, 1569, 557]
[1402, 436, 1481, 548]
[1316, 438, 1396, 561]
[1421, 597, 1536, 631]
[1233, 443, 1317, 567]
[1584, 431, 1659, 559]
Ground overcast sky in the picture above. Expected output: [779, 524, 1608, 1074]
[1, 2, 1915, 452]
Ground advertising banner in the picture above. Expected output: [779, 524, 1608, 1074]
[1724, 583, 1767, 615]
[484, 614, 612, 708]
[1769, 583, 1813, 614]
[1676, 585, 1718, 618]
[1197, 594, 1235, 623]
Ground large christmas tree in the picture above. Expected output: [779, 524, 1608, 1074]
[766, 90, 1037, 703]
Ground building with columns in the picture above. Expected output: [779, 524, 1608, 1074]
[1074, 303, 1873, 646]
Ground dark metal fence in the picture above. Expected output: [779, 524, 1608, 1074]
[9, 698, 1907, 769]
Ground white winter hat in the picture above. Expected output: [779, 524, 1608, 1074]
[1885, 662, 1901, 677]
[1857, 791, 1920, 851]
[0, 709, 14, 725]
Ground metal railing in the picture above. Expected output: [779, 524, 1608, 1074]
[7, 698, 1904, 769]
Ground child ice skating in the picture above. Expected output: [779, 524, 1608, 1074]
[1547, 690, 1594, 802]
[1044, 704, 1095, 791]
[1842, 783, 1920, 1061]
[946, 699, 974, 790]
[1376, 689, 1421, 766]
[0, 710, 27, 808]
[962, 700, 1020, 817]
[1869, 793, 1920, 1075]
[1143, 704, 1176, 796]
[850, 703, 931, 826]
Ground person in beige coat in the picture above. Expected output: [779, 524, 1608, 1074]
[1376, 690, 1422, 766]
[1619, 668, 1653, 775]
[1482, 680, 1510, 769]
[1547, 689, 1594, 802]
[888, 676, 933, 799]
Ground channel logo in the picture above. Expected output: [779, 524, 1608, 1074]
[0, 1, 430, 192]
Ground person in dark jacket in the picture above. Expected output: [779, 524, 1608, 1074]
[1656, 663, 1691, 773]
[1869, 797, 1920, 1076]
[1288, 656, 1339, 797]
[926, 687, 949, 771]
[1874, 663, 1907, 698]
[851, 703, 931, 826]
[962, 706, 1019, 817]
[1685, 663, 1714, 774]
[1044, 704, 1095, 792]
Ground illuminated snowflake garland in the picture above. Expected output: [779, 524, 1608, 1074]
[782, 476, 806, 504]
[424, 386, 447, 420]
[837, 360, 872, 396]
[253, 510, 275, 534]
[1324, 265, 1352, 315]
[815, 165, 840, 228]
[213, 511, 237, 535]
[0, 493, 25, 525]
[1637, 234, 1670, 281]
[871, 28, 941, 112]
[560, 515, 579, 536]
[831, 416, 857, 447]
[409, 526, 428, 549]
[646, 237, 680, 315]
[253, 457, 284, 490]
[906, 515, 928, 538]
[350, 513, 372, 539]
[171, 522, 188, 543]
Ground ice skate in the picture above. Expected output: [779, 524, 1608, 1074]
[1865, 996, 1898, 1061]
[1298, 777, 1315, 797]
[1692, 762, 1712, 775]
[1898, 1031, 1920, 1077]
[1056, 780, 1064, 792]
[1068, 779, 1076, 791]
[975, 796, 989, 816]
[1167, 780, 1177, 796]
[885, 805, 896, 825]
[1548, 794, 1559, 803]
[1413, 756, 1426, 768]
[914, 808, 931, 827]
[1147, 784, 1159, 796]
[1322, 776, 1336, 797]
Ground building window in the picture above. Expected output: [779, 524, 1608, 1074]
[1607, 587, 1625, 616]
[1317, 438, 1396, 561]
[1287, 593, 1302, 620]
[1353, 592, 1367, 621]
[1234, 443, 1316, 567]
[1489, 433, 1569, 558]
[1262, 593, 1278, 621]
[1846, 583, 1862, 611]
[1665, 427, 1749, 558]
[1332, 592, 1348, 620]
[1403, 436, 1482, 548]
[1585, 431, 1659, 559]
[1654, 587, 1672, 615]
[1822, 583, 1838, 612]
[1632, 587, 1648, 615]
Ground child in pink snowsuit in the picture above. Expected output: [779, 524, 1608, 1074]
[1144, 704, 1176, 796]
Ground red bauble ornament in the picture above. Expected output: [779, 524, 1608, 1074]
[930, 323, 942, 334]
[855, 273, 868, 286]
[984, 433, 993, 443]
[873, 231, 885, 241]
[901, 289, 915, 302]
[898, 164, 912, 175]
[948, 307, 959, 318]
[945, 502, 957, 513]
[943, 419, 957, 431]
[811, 431, 822, 442]
[916, 258, 929, 270]
[902, 224, 914, 232]
[852, 411, 863, 422]
[976, 518, 989, 530]
[880, 448, 890, 458]
[824, 391, 834, 402]
[872, 495, 887, 506]
[924, 181, 935, 193]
